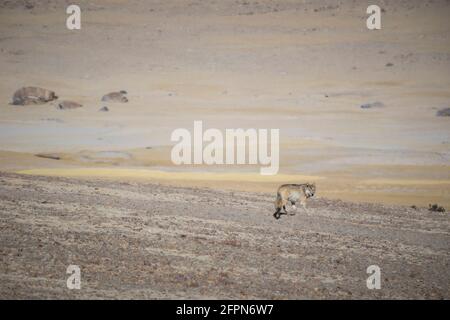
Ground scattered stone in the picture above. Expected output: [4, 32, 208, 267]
[41, 118, 64, 123]
[411, 205, 417, 210]
[57, 100, 82, 110]
[428, 204, 445, 213]
[360, 101, 385, 109]
[436, 108, 450, 117]
[12, 87, 58, 105]
[101, 91, 128, 103]
[35, 153, 61, 160]
[8, 49, 25, 56]
[99, 106, 109, 112]
[331, 257, 342, 264]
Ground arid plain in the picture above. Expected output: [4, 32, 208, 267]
[0, 0, 449, 299]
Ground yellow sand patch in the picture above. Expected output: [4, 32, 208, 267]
[17, 167, 323, 183]
[14, 167, 450, 207]
[363, 179, 450, 186]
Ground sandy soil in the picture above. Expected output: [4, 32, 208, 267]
[0, 172, 449, 299]
[0, 0, 449, 206]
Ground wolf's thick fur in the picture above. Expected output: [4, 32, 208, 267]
[12, 87, 58, 105]
[273, 183, 316, 219]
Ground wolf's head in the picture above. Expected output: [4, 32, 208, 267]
[305, 183, 316, 198]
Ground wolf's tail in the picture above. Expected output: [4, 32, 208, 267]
[274, 192, 283, 210]
[273, 192, 284, 219]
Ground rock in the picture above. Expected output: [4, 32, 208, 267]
[99, 106, 109, 112]
[385, 62, 394, 67]
[101, 91, 128, 103]
[360, 101, 385, 109]
[41, 118, 64, 123]
[12, 87, 58, 105]
[57, 101, 82, 110]
[436, 108, 450, 117]
[35, 153, 60, 160]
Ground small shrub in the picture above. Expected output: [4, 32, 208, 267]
[428, 204, 445, 213]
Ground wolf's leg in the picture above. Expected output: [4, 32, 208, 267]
[281, 199, 289, 213]
[288, 201, 297, 215]
[273, 208, 282, 219]
[301, 200, 307, 212]
[274, 201, 289, 219]
[273, 210, 281, 220]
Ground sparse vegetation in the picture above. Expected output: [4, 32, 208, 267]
[428, 204, 445, 213]
[436, 108, 450, 117]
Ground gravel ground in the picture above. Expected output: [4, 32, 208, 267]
[0, 172, 449, 299]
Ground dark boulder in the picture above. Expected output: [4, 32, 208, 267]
[12, 86, 58, 105]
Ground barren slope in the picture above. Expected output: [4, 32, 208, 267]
[0, 172, 448, 299]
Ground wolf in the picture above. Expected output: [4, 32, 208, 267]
[273, 183, 316, 219]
